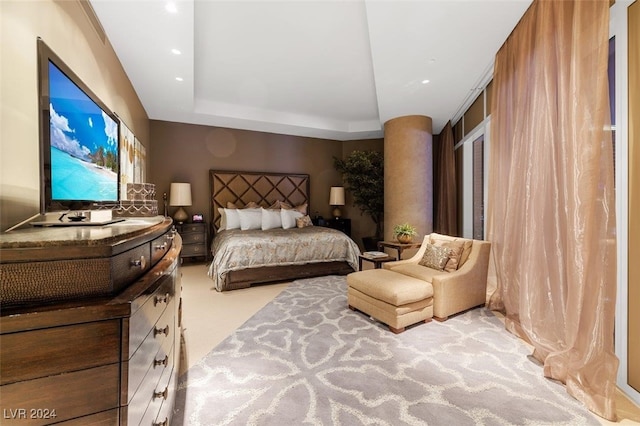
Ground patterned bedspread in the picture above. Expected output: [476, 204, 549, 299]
[207, 226, 360, 291]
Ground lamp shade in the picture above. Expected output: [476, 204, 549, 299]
[329, 186, 345, 206]
[169, 183, 192, 206]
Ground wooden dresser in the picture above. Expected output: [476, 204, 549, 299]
[0, 216, 182, 426]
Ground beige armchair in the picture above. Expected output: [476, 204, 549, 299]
[383, 234, 491, 321]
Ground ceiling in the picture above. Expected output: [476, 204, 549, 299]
[89, 0, 532, 141]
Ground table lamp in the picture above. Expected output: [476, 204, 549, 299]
[329, 186, 345, 219]
[169, 182, 192, 223]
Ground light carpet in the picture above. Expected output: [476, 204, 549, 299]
[173, 275, 599, 425]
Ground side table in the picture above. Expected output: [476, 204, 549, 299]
[359, 254, 395, 270]
[176, 222, 208, 261]
[377, 240, 422, 260]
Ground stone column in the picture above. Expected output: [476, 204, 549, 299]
[383, 115, 433, 242]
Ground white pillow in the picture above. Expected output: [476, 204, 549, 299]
[218, 208, 241, 230]
[237, 208, 262, 230]
[281, 208, 303, 229]
[261, 208, 282, 230]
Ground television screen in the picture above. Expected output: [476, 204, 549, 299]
[38, 39, 120, 212]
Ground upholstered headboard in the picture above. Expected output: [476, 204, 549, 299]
[209, 170, 310, 231]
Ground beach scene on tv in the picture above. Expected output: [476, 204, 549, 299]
[49, 61, 118, 202]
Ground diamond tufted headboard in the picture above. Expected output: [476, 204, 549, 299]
[209, 170, 310, 231]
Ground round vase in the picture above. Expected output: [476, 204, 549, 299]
[396, 234, 413, 244]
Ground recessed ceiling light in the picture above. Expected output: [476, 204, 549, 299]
[165, 2, 177, 13]
[421, 79, 430, 84]
[171, 48, 181, 55]
[175, 77, 183, 82]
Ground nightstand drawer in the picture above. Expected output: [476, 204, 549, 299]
[179, 223, 205, 234]
[182, 232, 205, 244]
[182, 243, 207, 257]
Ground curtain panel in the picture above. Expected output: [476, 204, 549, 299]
[434, 121, 458, 236]
[487, 0, 618, 420]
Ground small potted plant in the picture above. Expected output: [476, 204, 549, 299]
[393, 223, 417, 244]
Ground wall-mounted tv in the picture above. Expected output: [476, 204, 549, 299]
[37, 38, 120, 213]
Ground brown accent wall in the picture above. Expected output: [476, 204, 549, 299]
[628, 0, 640, 392]
[341, 139, 384, 244]
[464, 93, 485, 136]
[0, 0, 148, 231]
[148, 120, 383, 248]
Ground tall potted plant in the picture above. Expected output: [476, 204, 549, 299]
[334, 150, 384, 250]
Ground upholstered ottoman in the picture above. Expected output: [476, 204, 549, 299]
[347, 269, 434, 333]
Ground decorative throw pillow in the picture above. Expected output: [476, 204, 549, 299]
[292, 203, 308, 214]
[269, 200, 292, 210]
[430, 233, 473, 267]
[237, 208, 262, 230]
[432, 240, 465, 272]
[261, 208, 282, 230]
[281, 209, 303, 229]
[226, 201, 238, 209]
[296, 215, 313, 228]
[218, 207, 227, 230]
[418, 243, 452, 271]
[244, 201, 259, 209]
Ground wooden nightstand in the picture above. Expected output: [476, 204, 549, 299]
[176, 222, 208, 261]
[323, 218, 351, 237]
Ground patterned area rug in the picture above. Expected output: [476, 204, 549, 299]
[173, 275, 598, 426]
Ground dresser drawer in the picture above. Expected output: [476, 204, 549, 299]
[0, 364, 119, 425]
[128, 274, 174, 356]
[138, 346, 175, 426]
[1, 320, 120, 385]
[127, 343, 174, 426]
[54, 408, 119, 425]
[112, 242, 152, 292]
[154, 366, 178, 426]
[125, 298, 175, 404]
[150, 230, 174, 265]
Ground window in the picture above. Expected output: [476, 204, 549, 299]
[472, 135, 484, 240]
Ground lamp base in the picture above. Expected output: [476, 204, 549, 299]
[332, 207, 342, 219]
[173, 207, 188, 223]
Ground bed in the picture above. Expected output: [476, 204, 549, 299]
[207, 170, 360, 291]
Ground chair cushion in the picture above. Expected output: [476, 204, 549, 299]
[347, 269, 433, 306]
[385, 264, 444, 283]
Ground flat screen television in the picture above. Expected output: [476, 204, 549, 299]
[37, 38, 120, 213]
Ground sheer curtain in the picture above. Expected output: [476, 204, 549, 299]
[487, 0, 618, 420]
[434, 121, 457, 236]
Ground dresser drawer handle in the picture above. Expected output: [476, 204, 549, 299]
[153, 417, 168, 426]
[154, 325, 170, 338]
[153, 387, 169, 401]
[154, 293, 170, 306]
[154, 355, 169, 368]
[155, 242, 167, 251]
[130, 256, 147, 269]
